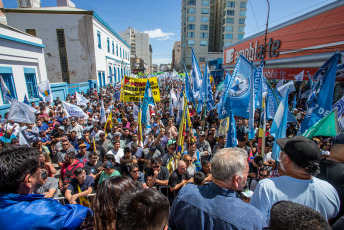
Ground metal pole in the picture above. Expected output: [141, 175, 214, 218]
[263, 0, 270, 60]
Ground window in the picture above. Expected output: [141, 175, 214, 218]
[200, 24, 209, 30]
[240, 10, 246, 16]
[120, 47, 122, 58]
[224, 41, 232, 46]
[24, 68, 38, 99]
[201, 8, 209, 14]
[188, 24, 195, 30]
[200, 41, 208, 46]
[240, 2, 247, 8]
[225, 26, 233, 32]
[116, 44, 118, 56]
[187, 32, 195, 38]
[238, 34, 244, 39]
[123, 50, 125, 59]
[201, 16, 209, 22]
[26, 29, 36, 37]
[113, 67, 117, 82]
[200, 32, 208, 38]
[188, 7, 196, 14]
[225, 33, 233, 39]
[107, 38, 110, 53]
[199, 57, 205, 62]
[109, 66, 113, 83]
[188, 0, 196, 5]
[227, 10, 234, 16]
[188, 16, 195, 22]
[56, 29, 70, 83]
[227, 2, 235, 7]
[226, 18, 234, 23]
[97, 31, 101, 49]
[202, 0, 209, 6]
[187, 40, 195, 46]
[0, 67, 17, 102]
[238, 26, 245, 32]
[239, 18, 245, 24]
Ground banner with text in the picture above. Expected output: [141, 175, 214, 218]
[120, 76, 161, 102]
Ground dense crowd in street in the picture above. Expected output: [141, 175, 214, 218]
[0, 74, 343, 230]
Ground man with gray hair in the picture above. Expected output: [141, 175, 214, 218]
[169, 147, 264, 230]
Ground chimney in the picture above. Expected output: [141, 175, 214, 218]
[17, 0, 41, 8]
[56, 0, 75, 7]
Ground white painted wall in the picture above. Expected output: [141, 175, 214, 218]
[0, 24, 48, 105]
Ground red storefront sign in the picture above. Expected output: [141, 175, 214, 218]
[263, 68, 318, 80]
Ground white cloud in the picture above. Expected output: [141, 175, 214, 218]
[144, 28, 175, 40]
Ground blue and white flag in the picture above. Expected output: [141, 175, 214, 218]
[312, 53, 338, 81]
[332, 95, 344, 118]
[141, 79, 155, 127]
[184, 65, 195, 104]
[7, 99, 38, 124]
[275, 79, 284, 89]
[219, 55, 256, 119]
[23, 94, 29, 105]
[100, 100, 106, 124]
[191, 48, 202, 100]
[62, 101, 87, 118]
[0, 76, 13, 103]
[199, 62, 215, 111]
[75, 92, 89, 107]
[292, 95, 297, 110]
[270, 89, 289, 161]
[225, 109, 237, 148]
[18, 130, 29, 146]
[294, 70, 304, 81]
[301, 53, 339, 134]
[37, 81, 53, 103]
[277, 80, 295, 97]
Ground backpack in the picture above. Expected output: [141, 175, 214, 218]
[62, 163, 80, 185]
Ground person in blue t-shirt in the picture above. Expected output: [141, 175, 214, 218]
[36, 120, 48, 131]
[0, 128, 17, 144]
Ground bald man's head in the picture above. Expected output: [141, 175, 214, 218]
[177, 160, 187, 175]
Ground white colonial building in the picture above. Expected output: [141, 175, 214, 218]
[0, 23, 48, 110]
[3, 3, 130, 87]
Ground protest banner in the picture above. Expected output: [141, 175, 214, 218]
[120, 76, 161, 102]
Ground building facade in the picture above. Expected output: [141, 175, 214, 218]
[119, 27, 152, 73]
[0, 23, 48, 109]
[3, 6, 130, 87]
[181, 0, 247, 67]
[172, 41, 181, 71]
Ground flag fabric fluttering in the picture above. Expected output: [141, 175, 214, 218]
[75, 92, 89, 107]
[303, 109, 339, 139]
[270, 89, 289, 161]
[292, 95, 297, 110]
[199, 62, 215, 111]
[141, 78, 155, 127]
[275, 79, 284, 89]
[0, 76, 13, 103]
[294, 70, 304, 81]
[37, 81, 53, 103]
[177, 93, 187, 155]
[225, 109, 237, 148]
[301, 53, 339, 134]
[18, 130, 29, 146]
[104, 111, 113, 137]
[7, 99, 38, 124]
[218, 117, 229, 136]
[277, 80, 295, 97]
[191, 48, 202, 100]
[23, 94, 29, 105]
[133, 104, 139, 121]
[100, 100, 106, 124]
[332, 95, 344, 118]
[184, 64, 195, 104]
[138, 97, 143, 142]
[62, 101, 87, 118]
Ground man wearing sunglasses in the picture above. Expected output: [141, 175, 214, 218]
[84, 152, 103, 187]
[146, 157, 169, 190]
[249, 166, 270, 192]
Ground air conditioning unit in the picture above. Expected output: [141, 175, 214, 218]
[17, 0, 41, 8]
[56, 0, 75, 7]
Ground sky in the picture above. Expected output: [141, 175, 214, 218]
[4, 0, 338, 65]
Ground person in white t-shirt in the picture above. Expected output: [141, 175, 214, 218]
[106, 140, 124, 164]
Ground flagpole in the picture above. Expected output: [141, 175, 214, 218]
[261, 97, 266, 159]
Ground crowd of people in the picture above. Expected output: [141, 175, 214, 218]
[0, 77, 343, 230]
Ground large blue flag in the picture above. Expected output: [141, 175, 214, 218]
[270, 89, 289, 161]
[219, 55, 256, 119]
[0, 76, 13, 103]
[184, 64, 195, 104]
[199, 62, 215, 111]
[191, 48, 202, 100]
[301, 53, 339, 134]
[332, 95, 344, 118]
[225, 109, 237, 148]
[141, 79, 155, 127]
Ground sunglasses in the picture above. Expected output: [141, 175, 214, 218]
[259, 174, 269, 177]
[91, 157, 98, 160]
[152, 165, 160, 169]
[131, 170, 139, 173]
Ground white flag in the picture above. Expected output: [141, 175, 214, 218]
[133, 104, 139, 121]
[62, 101, 87, 118]
[100, 100, 106, 124]
[294, 70, 304, 81]
[332, 95, 344, 118]
[37, 81, 53, 103]
[0, 76, 13, 103]
[277, 81, 295, 97]
[7, 99, 38, 124]
[18, 131, 29, 146]
[75, 91, 89, 106]
[276, 79, 284, 89]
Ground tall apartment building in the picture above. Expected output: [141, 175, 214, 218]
[120, 27, 152, 73]
[181, 0, 247, 68]
[172, 41, 181, 71]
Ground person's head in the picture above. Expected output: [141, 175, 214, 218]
[201, 156, 211, 174]
[99, 132, 106, 141]
[258, 166, 270, 180]
[123, 128, 129, 136]
[237, 136, 246, 148]
[218, 135, 226, 146]
[71, 119, 77, 127]
[269, 201, 331, 230]
[207, 132, 214, 141]
[78, 143, 87, 154]
[70, 130, 77, 139]
[114, 132, 122, 140]
[11, 138, 19, 145]
[177, 160, 187, 175]
[124, 147, 131, 159]
[0, 146, 41, 194]
[329, 133, 344, 162]
[265, 141, 273, 153]
[182, 154, 192, 167]
[209, 127, 216, 135]
[277, 136, 321, 176]
[103, 160, 115, 175]
[210, 147, 248, 191]
[132, 133, 138, 142]
[62, 140, 69, 151]
[150, 157, 162, 171]
[113, 140, 120, 151]
[93, 125, 100, 133]
[189, 142, 197, 154]
[166, 142, 175, 155]
[93, 176, 137, 230]
[39, 169, 49, 185]
[193, 172, 206, 185]
[252, 156, 263, 168]
[64, 151, 76, 165]
[129, 164, 140, 180]
[149, 145, 157, 154]
[116, 188, 170, 230]
[74, 167, 86, 184]
[199, 131, 205, 141]
[88, 152, 98, 165]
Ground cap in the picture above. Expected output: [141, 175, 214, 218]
[276, 136, 321, 169]
[199, 131, 205, 136]
[241, 190, 254, 198]
[79, 143, 87, 148]
[104, 161, 114, 169]
[153, 123, 158, 127]
[167, 139, 176, 147]
[58, 127, 65, 131]
[333, 133, 344, 145]
[39, 130, 45, 133]
[150, 146, 157, 152]
[114, 132, 122, 136]
[47, 121, 53, 124]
